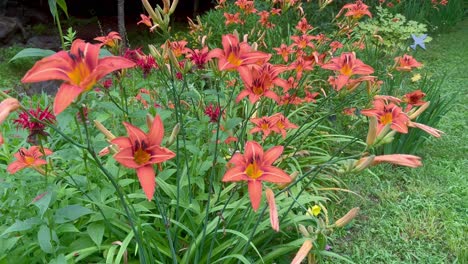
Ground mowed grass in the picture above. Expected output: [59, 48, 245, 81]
[326, 19, 468, 263]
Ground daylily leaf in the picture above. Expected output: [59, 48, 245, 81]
[9, 48, 56, 63]
[31, 191, 53, 219]
[37, 225, 59, 254]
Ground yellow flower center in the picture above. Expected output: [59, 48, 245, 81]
[227, 52, 242, 67]
[340, 64, 353, 76]
[68, 62, 96, 90]
[261, 123, 270, 130]
[380, 113, 393, 125]
[245, 161, 263, 179]
[24, 156, 35, 165]
[134, 148, 151, 165]
[276, 121, 285, 129]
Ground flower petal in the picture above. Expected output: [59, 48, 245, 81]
[147, 115, 164, 146]
[122, 122, 147, 147]
[54, 83, 84, 115]
[261, 166, 291, 183]
[291, 240, 313, 264]
[265, 188, 279, 232]
[248, 180, 263, 211]
[136, 165, 156, 200]
[263, 146, 283, 165]
[21, 51, 72, 83]
[222, 167, 248, 182]
[244, 141, 264, 161]
[92, 56, 136, 81]
[113, 147, 141, 168]
[7, 161, 26, 174]
[147, 146, 176, 163]
[111, 137, 132, 149]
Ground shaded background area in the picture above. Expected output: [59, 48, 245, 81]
[0, 0, 214, 48]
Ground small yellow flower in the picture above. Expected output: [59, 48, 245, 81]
[307, 205, 321, 217]
[411, 73, 421, 82]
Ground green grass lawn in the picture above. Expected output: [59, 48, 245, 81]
[327, 19, 468, 263]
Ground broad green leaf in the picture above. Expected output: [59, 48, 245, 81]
[48, 0, 58, 20]
[1, 217, 41, 236]
[37, 225, 58, 254]
[49, 254, 67, 264]
[31, 191, 53, 219]
[99, 49, 113, 58]
[9, 48, 56, 62]
[54, 205, 93, 224]
[87, 222, 105, 247]
[55, 0, 68, 17]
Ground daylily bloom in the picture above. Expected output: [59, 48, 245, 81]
[337, 0, 372, 19]
[295, 18, 313, 34]
[322, 52, 374, 91]
[111, 115, 176, 200]
[258, 11, 274, 28]
[270, 113, 298, 139]
[372, 154, 422, 168]
[273, 44, 294, 62]
[7, 146, 53, 174]
[21, 39, 135, 115]
[250, 116, 277, 140]
[291, 34, 315, 50]
[408, 121, 444, 138]
[395, 54, 423, 72]
[235, 0, 256, 14]
[289, 57, 315, 79]
[0, 98, 20, 145]
[361, 99, 409, 135]
[329, 41, 343, 52]
[207, 34, 271, 71]
[236, 64, 287, 104]
[94, 31, 121, 48]
[222, 141, 291, 211]
[137, 14, 155, 31]
[265, 188, 279, 231]
[164, 40, 190, 58]
[403, 90, 426, 111]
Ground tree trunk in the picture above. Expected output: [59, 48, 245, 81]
[117, 0, 127, 48]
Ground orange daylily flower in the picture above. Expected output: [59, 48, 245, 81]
[236, 64, 287, 104]
[270, 113, 298, 139]
[7, 146, 53, 174]
[21, 39, 135, 115]
[395, 54, 423, 72]
[291, 34, 315, 50]
[207, 34, 271, 71]
[250, 116, 277, 140]
[0, 98, 20, 145]
[111, 115, 176, 200]
[273, 44, 294, 62]
[164, 40, 190, 58]
[137, 14, 155, 31]
[295, 18, 313, 34]
[337, 0, 372, 19]
[322, 52, 374, 91]
[361, 99, 409, 135]
[224, 12, 243, 25]
[222, 141, 291, 211]
[94, 31, 121, 48]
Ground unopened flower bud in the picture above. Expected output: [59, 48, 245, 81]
[94, 120, 116, 140]
[298, 224, 310, 237]
[334, 207, 359, 227]
[408, 101, 430, 120]
[353, 156, 375, 172]
[366, 116, 378, 146]
[166, 123, 180, 147]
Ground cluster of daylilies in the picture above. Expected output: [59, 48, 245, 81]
[0, 0, 445, 262]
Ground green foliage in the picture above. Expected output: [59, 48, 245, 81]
[356, 7, 430, 53]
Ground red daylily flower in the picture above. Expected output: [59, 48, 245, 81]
[273, 44, 294, 62]
[250, 116, 277, 140]
[329, 41, 343, 52]
[137, 14, 155, 31]
[21, 39, 135, 115]
[322, 52, 374, 91]
[207, 34, 271, 71]
[164, 40, 190, 58]
[111, 115, 176, 200]
[236, 64, 287, 104]
[258, 11, 274, 28]
[222, 141, 291, 211]
[270, 113, 298, 138]
[361, 99, 409, 134]
[94, 31, 121, 48]
[403, 90, 426, 106]
[7, 146, 53, 174]
[291, 34, 315, 50]
[295, 18, 313, 34]
[235, 0, 256, 14]
[395, 54, 423, 72]
[337, 0, 372, 19]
